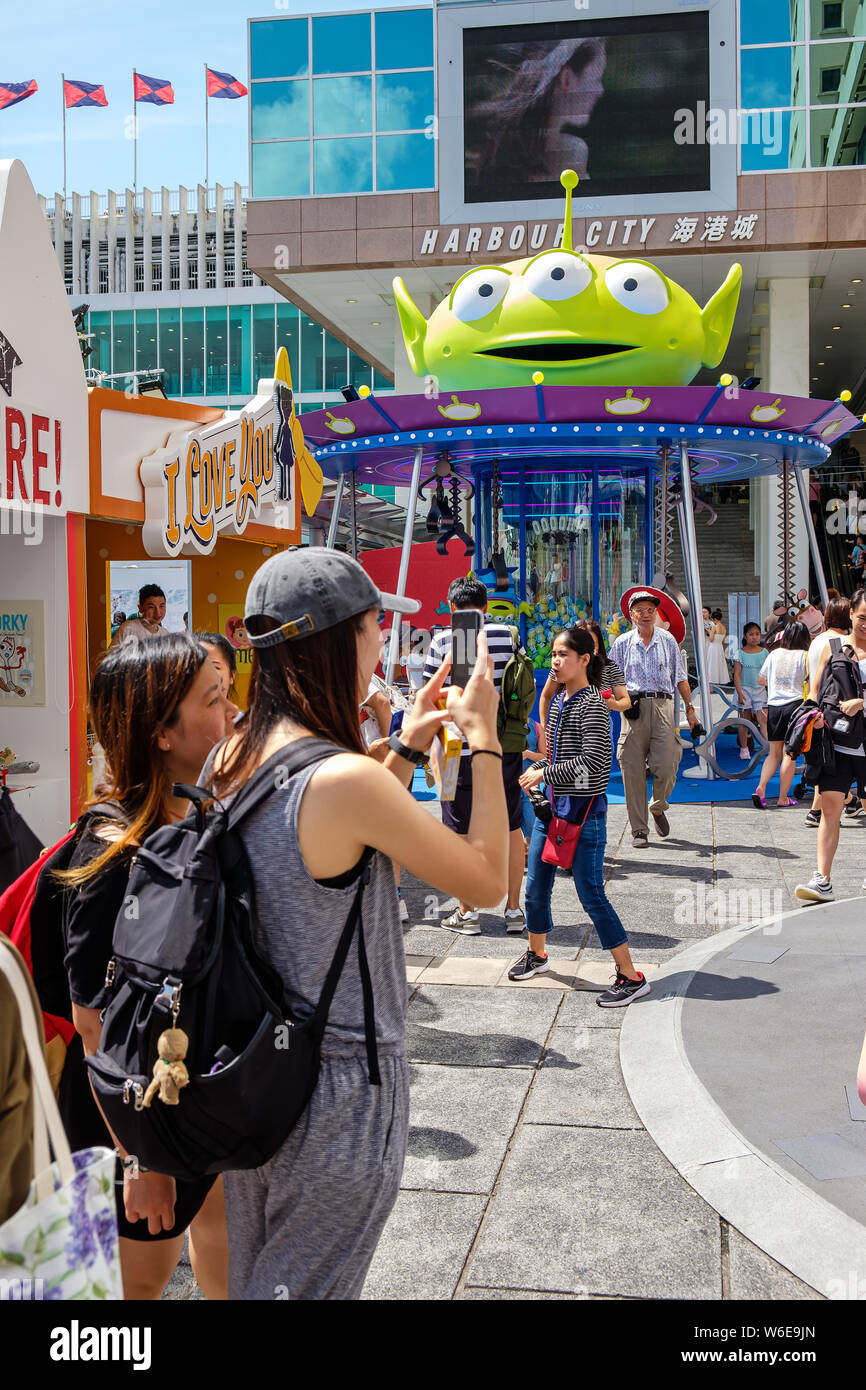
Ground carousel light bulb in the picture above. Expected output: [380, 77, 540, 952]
[532, 371, 545, 385]
[358, 385, 371, 398]
[719, 373, 733, 386]
[840, 389, 852, 402]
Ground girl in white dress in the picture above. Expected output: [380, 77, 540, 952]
[703, 607, 730, 684]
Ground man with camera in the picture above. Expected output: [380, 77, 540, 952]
[609, 588, 699, 849]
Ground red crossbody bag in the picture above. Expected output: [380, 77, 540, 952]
[541, 695, 595, 869]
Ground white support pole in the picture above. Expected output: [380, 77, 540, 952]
[792, 464, 830, 608]
[676, 442, 716, 778]
[384, 446, 423, 686]
[326, 473, 345, 549]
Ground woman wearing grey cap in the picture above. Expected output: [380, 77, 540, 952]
[207, 549, 508, 1300]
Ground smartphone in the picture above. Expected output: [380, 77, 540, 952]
[451, 610, 482, 689]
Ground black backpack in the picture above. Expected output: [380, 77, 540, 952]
[85, 739, 380, 1182]
[817, 637, 865, 751]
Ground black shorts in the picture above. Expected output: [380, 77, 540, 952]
[818, 750, 866, 797]
[440, 751, 524, 835]
[767, 699, 800, 744]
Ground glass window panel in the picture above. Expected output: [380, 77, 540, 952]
[135, 309, 158, 382]
[597, 474, 646, 629]
[375, 9, 434, 70]
[313, 77, 371, 136]
[301, 317, 324, 393]
[810, 0, 866, 39]
[740, 45, 805, 108]
[112, 310, 134, 380]
[376, 71, 434, 131]
[158, 308, 180, 397]
[206, 307, 228, 396]
[740, 110, 797, 169]
[312, 13, 371, 74]
[88, 311, 111, 377]
[250, 18, 308, 80]
[348, 350, 372, 391]
[373, 367, 392, 391]
[252, 141, 310, 198]
[810, 102, 866, 164]
[314, 136, 372, 194]
[740, 0, 805, 44]
[253, 304, 276, 387]
[251, 80, 309, 140]
[324, 333, 347, 392]
[276, 303, 300, 385]
[809, 39, 866, 103]
[376, 132, 435, 190]
[228, 306, 251, 397]
[181, 307, 204, 396]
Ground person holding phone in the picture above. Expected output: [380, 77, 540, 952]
[422, 575, 529, 934]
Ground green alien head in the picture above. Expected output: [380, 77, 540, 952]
[394, 171, 741, 393]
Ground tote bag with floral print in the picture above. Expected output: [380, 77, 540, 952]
[0, 940, 122, 1301]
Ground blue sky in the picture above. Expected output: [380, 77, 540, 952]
[0, 0, 414, 196]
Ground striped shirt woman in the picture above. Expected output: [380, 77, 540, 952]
[514, 624, 649, 1008]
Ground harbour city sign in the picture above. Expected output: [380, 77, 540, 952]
[415, 212, 761, 258]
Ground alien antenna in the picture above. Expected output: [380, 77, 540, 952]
[559, 169, 579, 253]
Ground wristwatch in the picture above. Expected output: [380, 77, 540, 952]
[685, 702, 695, 711]
[387, 732, 428, 766]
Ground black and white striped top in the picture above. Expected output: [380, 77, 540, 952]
[423, 619, 522, 756]
[540, 685, 612, 794]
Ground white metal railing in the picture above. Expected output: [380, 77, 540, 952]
[45, 187, 248, 219]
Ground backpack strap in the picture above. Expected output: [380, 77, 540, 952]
[307, 854, 380, 1085]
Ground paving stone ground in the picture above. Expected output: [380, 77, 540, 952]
[165, 797, 863, 1301]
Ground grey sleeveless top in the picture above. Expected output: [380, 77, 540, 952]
[236, 760, 407, 1059]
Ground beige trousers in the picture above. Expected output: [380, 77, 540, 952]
[617, 697, 682, 836]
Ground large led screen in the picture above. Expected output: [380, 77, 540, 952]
[462, 11, 710, 205]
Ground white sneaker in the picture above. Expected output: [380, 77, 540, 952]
[504, 908, 526, 934]
[739, 748, 750, 760]
[441, 908, 481, 935]
[398, 897, 409, 923]
[794, 871, 834, 904]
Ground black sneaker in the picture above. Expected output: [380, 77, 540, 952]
[597, 972, 651, 1008]
[804, 809, 821, 827]
[507, 950, 550, 981]
[843, 799, 863, 820]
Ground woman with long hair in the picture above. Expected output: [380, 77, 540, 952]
[752, 620, 810, 808]
[58, 634, 235, 1299]
[516, 625, 647, 1005]
[796, 588, 866, 902]
[207, 548, 507, 1300]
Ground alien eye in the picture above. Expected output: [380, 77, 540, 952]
[450, 268, 511, 323]
[522, 254, 592, 302]
[604, 262, 669, 316]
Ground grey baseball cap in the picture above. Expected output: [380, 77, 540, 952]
[244, 548, 421, 649]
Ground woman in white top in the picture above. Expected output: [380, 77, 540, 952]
[706, 607, 730, 684]
[752, 621, 810, 808]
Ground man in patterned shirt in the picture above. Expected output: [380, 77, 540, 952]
[609, 590, 699, 848]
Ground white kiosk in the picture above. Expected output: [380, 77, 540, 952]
[0, 159, 89, 845]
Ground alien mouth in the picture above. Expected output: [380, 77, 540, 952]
[479, 342, 637, 363]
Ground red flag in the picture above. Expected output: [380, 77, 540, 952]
[134, 73, 174, 105]
[206, 67, 248, 99]
[64, 79, 108, 108]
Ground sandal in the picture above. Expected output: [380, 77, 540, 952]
[752, 792, 768, 809]
[779, 797, 799, 807]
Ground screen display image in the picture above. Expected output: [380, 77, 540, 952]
[107, 559, 192, 644]
[463, 11, 710, 205]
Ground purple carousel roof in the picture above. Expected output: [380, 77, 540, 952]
[300, 384, 860, 487]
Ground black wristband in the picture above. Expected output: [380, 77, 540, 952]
[469, 749, 503, 761]
[387, 732, 428, 766]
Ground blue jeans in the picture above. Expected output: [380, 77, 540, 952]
[525, 812, 628, 951]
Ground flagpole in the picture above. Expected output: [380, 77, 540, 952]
[133, 68, 137, 196]
[204, 64, 209, 199]
[61, 73, 67, 207]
